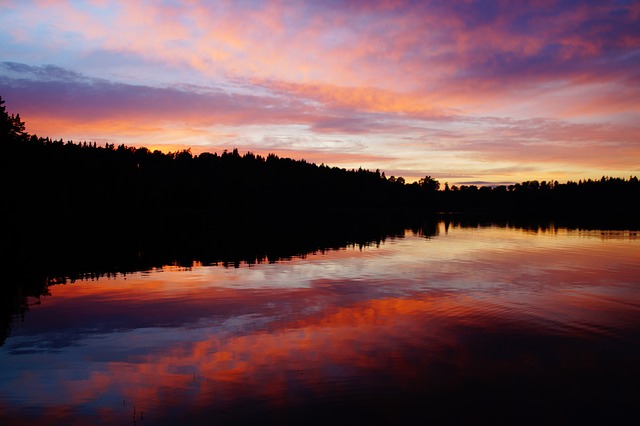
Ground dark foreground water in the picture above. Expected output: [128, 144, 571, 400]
[1, 221, 639, 425]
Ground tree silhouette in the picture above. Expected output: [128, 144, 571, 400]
[0, 96, 26, 141]
[419, 175, 440, 192]
[0, 93, 638, 223]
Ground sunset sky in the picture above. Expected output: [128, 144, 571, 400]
[1, 0, 639, 184]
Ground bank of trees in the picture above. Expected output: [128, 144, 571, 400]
[1, 138, 426, 214]
[0, 97, 439, 216]
[1, 95, 638, 219]
[437, 177, 640, 217]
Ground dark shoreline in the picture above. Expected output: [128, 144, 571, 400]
[3, 207, 639, 276]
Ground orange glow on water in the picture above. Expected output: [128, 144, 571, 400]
[2, 224, 639, 424]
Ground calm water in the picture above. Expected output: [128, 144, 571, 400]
[1, 222, 639, 425]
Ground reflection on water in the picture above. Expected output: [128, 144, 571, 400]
[1, 222, 639, 425]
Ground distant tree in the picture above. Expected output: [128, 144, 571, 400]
[418, 175, 440, 192]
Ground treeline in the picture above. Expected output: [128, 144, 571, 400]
[1, 140, 424, 214]
[438, 177, 640, 219]
[0, 105, 428, 216]
[1, 95, 639, 220]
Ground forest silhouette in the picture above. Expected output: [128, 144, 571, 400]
[2, 95, 638, 222]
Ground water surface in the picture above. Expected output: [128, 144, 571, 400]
[1, 222, 639, 425]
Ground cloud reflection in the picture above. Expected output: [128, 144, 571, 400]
[1, 226, 639, 423]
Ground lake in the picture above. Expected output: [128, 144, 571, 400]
[1, 220, 639, 425]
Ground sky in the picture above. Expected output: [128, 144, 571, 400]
[1, 0, 639, 185]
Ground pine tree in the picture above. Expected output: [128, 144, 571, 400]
[0, 96, 26, 141]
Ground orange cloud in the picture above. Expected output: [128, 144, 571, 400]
[259, 80, 449, 118]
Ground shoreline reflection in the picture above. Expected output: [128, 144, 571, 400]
[1, 220, 639, 424]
